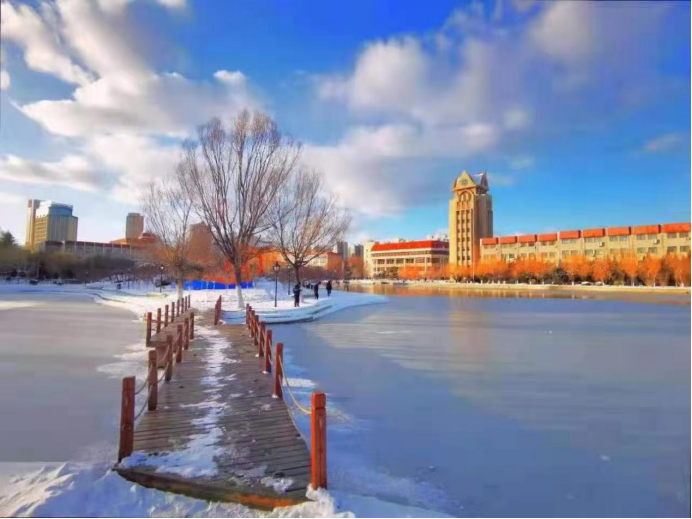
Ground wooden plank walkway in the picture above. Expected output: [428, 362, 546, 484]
[115, 307, 312, 510]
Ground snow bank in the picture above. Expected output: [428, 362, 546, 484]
[0, 462, 448, 518]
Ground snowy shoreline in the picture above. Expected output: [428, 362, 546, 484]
[0, 282, 455, 518]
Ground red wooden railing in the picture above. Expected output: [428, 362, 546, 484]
[246, 304, 328, 489]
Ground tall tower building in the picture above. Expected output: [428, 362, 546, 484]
[25, 199, 42, 248]
[449, 171, 493, 268]
[334, 241, 348, 260]
[28, 201, 78, 250]
[126, 212, 144, 240]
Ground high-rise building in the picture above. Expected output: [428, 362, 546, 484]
[126, 213, 144, 240]
[448, 171, 493, 269]
[334, 241, 348, 260]
[26, 200, 78, 250]
[349, 244, 364, 258]
[25, 199, 41, 249]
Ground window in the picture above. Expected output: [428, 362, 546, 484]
[585, 249, 595, 256]
[667, 246, 677, 254]
[636, 235, 646, 241]
[667, 233, 677, 239]
[561, 238, 577, 245]
[648, 233, 657, 240]
[636, 247, 646, 253]
[680, 232, 690, 238]
[648, 247, 657, 254]
[681, 246, 689, 252]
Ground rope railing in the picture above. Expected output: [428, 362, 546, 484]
[118, 294, 194, 463]
[246, 303, 328, 490]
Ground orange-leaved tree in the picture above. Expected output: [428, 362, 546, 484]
[638, 255, 661, 287]
[619, 253, 639, 286]
[591, 257, 610, 284]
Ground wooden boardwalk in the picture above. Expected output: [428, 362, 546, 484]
[115, 306, 312, 510]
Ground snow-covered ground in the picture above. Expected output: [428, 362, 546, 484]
[0, 280, 451, 518]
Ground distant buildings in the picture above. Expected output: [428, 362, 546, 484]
[349, 243, 364, 258]
[334, 241, 348, 261]
[368, 239, 449, 278]
[480, 223, 691, 263]
[25, 200, 78, 250]
[126, 213, 144, 240]
[39, 240, 149, 262]
[448, 171, 493, 270]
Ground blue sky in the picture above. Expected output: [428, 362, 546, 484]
[0, 0, 689, 244]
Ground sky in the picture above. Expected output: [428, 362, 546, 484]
[0, 0, 689, 245]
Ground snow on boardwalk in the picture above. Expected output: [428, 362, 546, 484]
[115, 308, 311, 510]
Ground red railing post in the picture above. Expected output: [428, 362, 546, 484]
[165, 335, 173, 381]
[156, 308, 161, 333]
[274, 342, 283, 399]
[147, 350, 158, 411]
[259, 322, 266, 357]
[176, 325, 183, 363]
[264, 329, 272, 373]
[164, 304, 169, 326]
[311, 392, 327, 489]
[118, 376, 135, 462]
[145, 312, 152, 346]
[190, 311, 195, 339]
[184, 317, 190, 350]
[246, 304, 250, 326]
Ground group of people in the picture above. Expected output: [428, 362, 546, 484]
[292, 280, 333, 307]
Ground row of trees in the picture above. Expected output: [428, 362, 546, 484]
[143, 110, 351, 307]
[390, 254, 691, 287]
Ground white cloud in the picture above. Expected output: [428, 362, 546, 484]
[309, 1, 674, 217]
[0, 154, 104, 191]
[641, 133, 687, 154]
[0, 0, 258, 200]
[0, 69, 9, 90]
[0, 1, 93, 85]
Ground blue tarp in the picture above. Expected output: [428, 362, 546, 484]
[175, 280, 254, 290]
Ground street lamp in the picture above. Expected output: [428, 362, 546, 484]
[273, 261, 280, 307]
[159, 264, 165, 293]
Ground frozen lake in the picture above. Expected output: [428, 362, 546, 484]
[0, 292, 141, 463]
[272, 288, 691, 517]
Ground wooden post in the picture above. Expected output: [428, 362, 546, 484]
[311, 392, 327, 489]
[171, 302, 175, 323]
[118, 376, 135, 462]
[274, 342, 283, 399]
[145, 312, 152, 346]
[164, 304, 169, 326]
[156, 308, 161, 333]
[264, 329, 272, 373]
[246, 304, 250, 326]
[176, 325, 183, 363]
[165, 335, 173, 382]
[259, 322, 265, 357]
[190, 311, 195, 339]
[147, 350, 158, 411]
[184, 318, 190, 350]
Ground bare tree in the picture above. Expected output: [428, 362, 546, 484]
[268, 169, 351, 285]
[141, 176, 194, 298]
[178, 110, 299, 309]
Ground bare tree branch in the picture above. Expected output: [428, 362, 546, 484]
[178, 110, 299, 309]
[267, 169, 351, 285]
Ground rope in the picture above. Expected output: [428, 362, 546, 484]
[134, 378, 148, 396]
[134, 395, 148, 421]
[277, 355, 312, 415]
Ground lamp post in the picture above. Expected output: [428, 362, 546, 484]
[273, 261, 280, 308]
[159, 264, 165, 293]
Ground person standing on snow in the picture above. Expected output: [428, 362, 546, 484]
[313, 281, 320, 300]
[293, 283, 301, 307]
[326, 280, 332, 297]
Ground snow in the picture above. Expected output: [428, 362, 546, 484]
[0, 462, 448, 518]
[0, 282, 450, 517]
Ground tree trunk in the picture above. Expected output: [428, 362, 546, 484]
[293, 265, 301, 286]
[177, 275, 184, 299]
[233, 263, 245, 310]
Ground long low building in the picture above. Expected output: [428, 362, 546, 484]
[480, 222, 691, 263]
[369, 239, 449, 277]
[38, 240, 151, 262]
